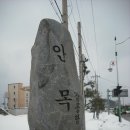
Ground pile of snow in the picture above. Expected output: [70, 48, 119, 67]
[0, 111, 130, 130]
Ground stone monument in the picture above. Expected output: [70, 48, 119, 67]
[28, 19, 85, 130]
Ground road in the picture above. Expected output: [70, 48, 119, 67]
[122, 114, 130, 122]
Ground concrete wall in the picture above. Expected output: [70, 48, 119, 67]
[8, 108, 28, 115]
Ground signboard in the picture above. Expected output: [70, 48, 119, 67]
[119, 89, 128, 97]
[112, 89, 128, 97]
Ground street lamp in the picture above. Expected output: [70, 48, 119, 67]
[108, 36, 130, 122]
[108, 61, 115, 72]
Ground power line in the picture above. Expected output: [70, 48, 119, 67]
[91, 0, 97, 44]
[75, 0, 82, 21]
[49, 0, 95, 76]
[48, 0, 62, 22]
[75, 0, 96, 74]
[81, 35, 95, 73]
[80, 26, 96, 75]
[68, 18, 77, 41]
[68, 0, 77, 27]
[100, 76, 129, 89]
[99, 76, 115, 85]
[54, 0, 62, 18]
[68, 0, 73, 18]
[49, 0, 79, 61]
[67, 0, 79, 59]
[68, 19, 79, 59]
[91, 0, 99, 74]
[116, 36, 130, 45]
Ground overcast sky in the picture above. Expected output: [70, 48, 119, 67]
[0, 0, 130, 105]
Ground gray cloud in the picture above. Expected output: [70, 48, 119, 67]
[0, 0, 130, 105]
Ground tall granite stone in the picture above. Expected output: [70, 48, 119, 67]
[28, 19, 85, 130]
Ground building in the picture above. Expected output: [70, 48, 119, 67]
[21, 86, 30, 108]
[8, 83, 30, 115]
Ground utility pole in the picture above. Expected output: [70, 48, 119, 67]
[91, 73, 100, 93]
[78, 21, 85, 130]
[115, 36, 122, 122]
[78, 22, 83, 95]
[91, 73, 100, 119]
[62, 0, 68, 29]
[107, 89, 110, 115]
[108, 36, 130, 121]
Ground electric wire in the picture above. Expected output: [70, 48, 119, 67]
[76, 0, 82, 21]
[53, 0, 130, 97]
[99, 76, 116, 85]
[81, 35, 95, 73]
[68, 0, 79, 59]
[50, 0, 95, 78]
[54, 0, 62, 18]
[75, 0, 96, 75]
[48, 0, 62, 22]
[68, 0, 73, 18]
[69, 0, 93, 78]
[91, 0, 99, 74]
[81, 29, 96, 75]
[69, 0, 77, 26]
[100, 76, 129, 89]
[68, 19, 78, 41]
[49, 0, 79, 61]
[68, 19, 79, 59]
[116, 36, 130, 45]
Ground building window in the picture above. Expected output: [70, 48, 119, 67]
[14, 86, 15, 89]
[14, 104, 15, 108]
[14, 92, 15, 95]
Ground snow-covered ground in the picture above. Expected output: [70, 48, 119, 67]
[85, 112, 130, 130]
[0, 111, 130, 130]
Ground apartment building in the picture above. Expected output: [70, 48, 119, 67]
[23, 86, 30, 108]
[8, 83, 30, 115]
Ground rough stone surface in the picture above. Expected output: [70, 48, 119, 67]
[28, 19, 84, 130]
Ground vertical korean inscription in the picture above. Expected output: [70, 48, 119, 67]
[74, 92, 80, 124]
[53, 44, 66, 62]
[55, 90, 72, 111]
